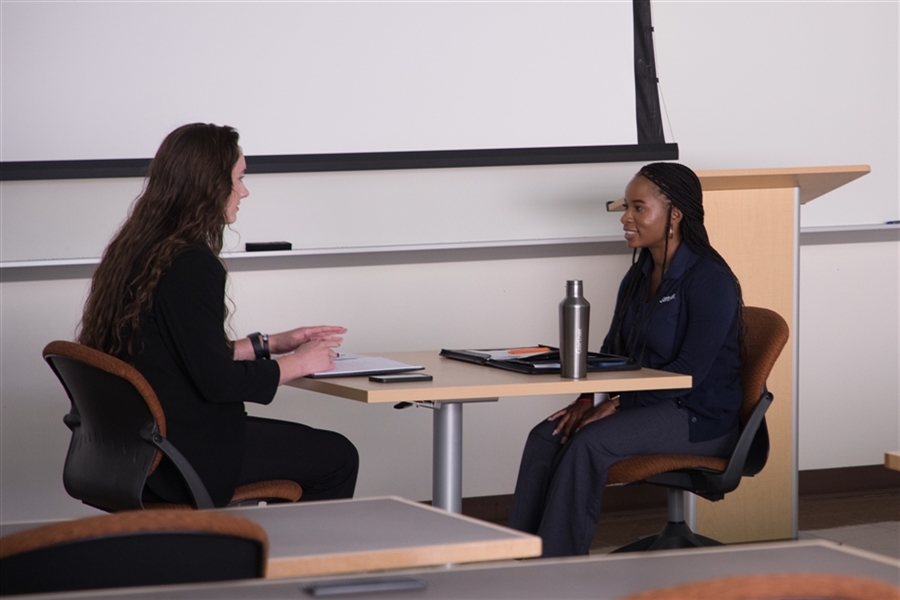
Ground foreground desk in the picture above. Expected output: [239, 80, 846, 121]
[289, 351, 691, 513]
[886, 451, 900, 472]
[36, 540, 899, 599]
[0, 497, 540, 580]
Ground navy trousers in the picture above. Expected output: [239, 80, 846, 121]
[507, 400, 736, 557]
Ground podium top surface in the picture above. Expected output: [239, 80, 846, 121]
[607, 165, 870, 211]
[695, 165, 870, 204]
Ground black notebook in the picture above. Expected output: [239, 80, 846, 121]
[439, 345, 639, 375]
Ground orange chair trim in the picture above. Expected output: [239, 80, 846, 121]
[0, 509, 268, 566]
[739, 307, 789, 424]
[608, 454, 728, 486]
[621, 572, 899, 600]
[230, 480, 303, 504]
[43, 341, 167, 437]
[144, 480, 303, 510]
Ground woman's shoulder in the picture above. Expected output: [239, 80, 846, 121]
[160, 245, 225, 288]
[676, 246, 726, 278]
[683, 254, 738, 299]
[170, 244, 223, 269]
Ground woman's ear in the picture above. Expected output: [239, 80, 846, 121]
[670, 206, 684, 229]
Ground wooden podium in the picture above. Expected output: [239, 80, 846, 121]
[687, 166, 869, 543]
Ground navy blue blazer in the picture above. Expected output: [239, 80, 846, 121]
[601, 244, 742, 442]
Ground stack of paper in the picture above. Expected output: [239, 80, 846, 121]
[308, 354, 423, 379]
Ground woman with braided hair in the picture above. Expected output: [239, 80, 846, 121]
[508, 162, 744, 557]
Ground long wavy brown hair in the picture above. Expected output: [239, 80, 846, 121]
[79, 123, 241, 359]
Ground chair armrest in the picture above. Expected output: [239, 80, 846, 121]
[140, 424, 214, 509]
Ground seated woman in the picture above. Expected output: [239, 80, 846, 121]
[78, 123, 359, 507]
[507, 162, 744, 557]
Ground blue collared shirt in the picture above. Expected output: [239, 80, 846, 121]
[601, 244, 742, 442]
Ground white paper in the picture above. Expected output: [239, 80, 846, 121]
[308, 353, 423, 379]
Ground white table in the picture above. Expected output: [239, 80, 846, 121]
[0, 497, 540, 580]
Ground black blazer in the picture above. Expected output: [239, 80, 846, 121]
[129, 246, 279, 506]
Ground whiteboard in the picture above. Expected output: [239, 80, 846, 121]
[2, 1, 637, 162]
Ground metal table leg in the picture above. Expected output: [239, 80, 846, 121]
[432, 401, 462, 513]
[430, 399, 498, 513]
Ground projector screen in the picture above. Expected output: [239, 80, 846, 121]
[1, 1, 675, 179]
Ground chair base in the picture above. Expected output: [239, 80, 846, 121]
[611, 520, 723, 553]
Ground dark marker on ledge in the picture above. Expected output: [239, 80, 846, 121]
[886, 220, 900, 225]
[246, 241, 293, 252]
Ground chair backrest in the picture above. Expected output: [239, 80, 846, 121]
[709, 306, 789, 487]
[0, 510, 268, 596]
[44, 341, 169, 511]
[738, 306, 790, 426]
[621, 307, 789, 496]
[43, 341, 215, 512]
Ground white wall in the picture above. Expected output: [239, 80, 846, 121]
[798, 241, 899, 470]
[652, 0, 898, 227]
[1, 1, 898, 523]
[649, 1, 900, 473]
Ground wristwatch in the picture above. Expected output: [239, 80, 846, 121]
[249, 332, 270, 360]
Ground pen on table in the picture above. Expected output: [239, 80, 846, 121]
[508, 347, 551, 355]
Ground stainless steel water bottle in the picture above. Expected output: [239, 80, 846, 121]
[559, 280, 590, 379]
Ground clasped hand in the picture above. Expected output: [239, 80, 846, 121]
[549, 398, 617, 444]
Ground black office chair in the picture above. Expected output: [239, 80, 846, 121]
[607, 306, 790, 552]
[0, 509, 268, 596]
[43, 340, 302, 512]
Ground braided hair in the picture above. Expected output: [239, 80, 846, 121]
[608, 162, 744, 360]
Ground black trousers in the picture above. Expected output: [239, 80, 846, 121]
[236, 416, 359, 501]
[507, 400, 736, 557]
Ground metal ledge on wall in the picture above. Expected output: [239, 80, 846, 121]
[0, 236, 632, 282]
[3, 225, 897, 282]
[799, 223, 899, 246]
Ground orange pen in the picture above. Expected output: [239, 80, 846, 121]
[508, 347, 551, 355]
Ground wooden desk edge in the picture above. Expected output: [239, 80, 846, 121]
[228, 497, 542, 580]
[267, 538, 899, 581]
[265, 537, 542, 579]
[885, 451, 900, 472]
[287, 362, 691, 404]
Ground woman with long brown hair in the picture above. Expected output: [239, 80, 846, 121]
[79, 123, 358, 506]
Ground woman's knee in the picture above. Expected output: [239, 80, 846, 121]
[527, 419, 559, 444]
[320, 429, 359, 474]
[341, 434, 360, 474]
[563, 425, 620, 470]
[517, 419, 565, 475]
